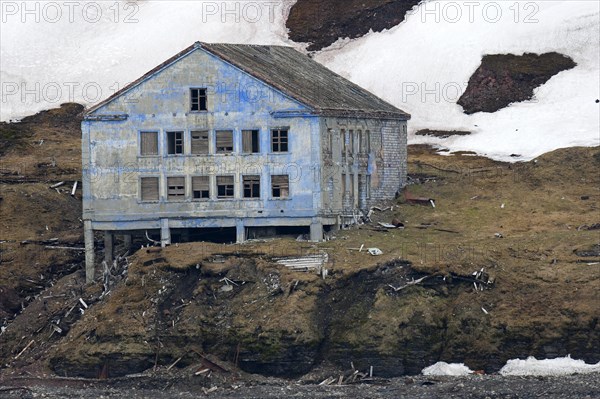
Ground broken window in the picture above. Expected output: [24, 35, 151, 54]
[140, 131, 158, 156]
[191, 88, 207, 111]
[191, 130, 209, 154]
[167, 177, 185, 200]
[242, 129, 260, 153]
[271, 129, 288, 152]
[358, 130, 364, 153]
[140, 177, 159, 201]
[217, 176, 234, 198]
[271, 175, 289, 198]
[341, 173, 347, 193]
[192, 176, 210, 200]
[167, 131, 184, 155]
[216, 130, 234, 153]
[243, 175, 260, 198]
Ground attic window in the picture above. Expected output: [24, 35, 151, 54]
[216, 130, 233, 153]
[242, 130, 260, 153]
[271, 129, 288, 152]
[217, 176, 235, 198]
[191, 88, 207, 111]
[167, 131, 184, 155]
[271, 175, 289, 198]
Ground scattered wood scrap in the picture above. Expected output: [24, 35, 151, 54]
[404, 190, 436, 207]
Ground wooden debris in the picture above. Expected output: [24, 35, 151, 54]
[44, 246, 85, 251]
[388, 275, 430, 292]
[71, 181, 78, 196]
[49, 181, 65, 189]
[167, 356, 182, 371]
[14, 340, 34, 359]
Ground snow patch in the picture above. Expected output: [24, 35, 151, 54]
[422, 362, 474, 376]
[499, 356, 600, 376]
[314, 1, 600, 161]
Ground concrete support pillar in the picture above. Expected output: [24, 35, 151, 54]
[104, 231, 114, 264]
[310, 219, 324, 242]
[122, 234, 132, 251]
[236, 219, 245, 243]
[84, 220, 95, 284]
[160, 219, 171, 247]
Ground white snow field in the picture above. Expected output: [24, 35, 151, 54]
[1, 1, 599, 160]
[0, 0, 296, 120]
[314, 0, 600, 161]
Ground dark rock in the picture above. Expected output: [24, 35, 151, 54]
[287, 0, 422, 51]
[458, 53, 576, 114]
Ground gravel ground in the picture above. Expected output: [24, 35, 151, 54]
[1, 374, 599, 399]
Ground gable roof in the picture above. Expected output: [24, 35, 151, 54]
[86, 42, 410, 120]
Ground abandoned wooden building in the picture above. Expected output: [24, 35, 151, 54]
[82, 41, 410, 282]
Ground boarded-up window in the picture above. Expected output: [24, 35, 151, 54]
[191, 88, 207, 111]
[217, 176, 234, 198]
[141, 177, 159, 201]
[271, 129, 288, 152]
[140, 131, 158, 156]
[216, 130, 233, 153]
[243, 175, 260, 198]
[167, 131, 184, 155]
[192, 176, 210, 199]
[271, 175, 289, 198]
[242, 130, 260, 153]
[191, 130, 209, 154]
[167, 177, 185, 200]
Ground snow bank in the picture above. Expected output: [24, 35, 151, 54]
[315, 1, 600, 161]
[3, 0, 598, 161]
[499, 356, 600, 376]
[0, 0, 297, 121]
[422, 362, 474, 376]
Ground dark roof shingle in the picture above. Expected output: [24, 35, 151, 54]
[201, 43, 409, 120]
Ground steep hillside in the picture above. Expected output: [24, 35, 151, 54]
[1, 106, 598, 380]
